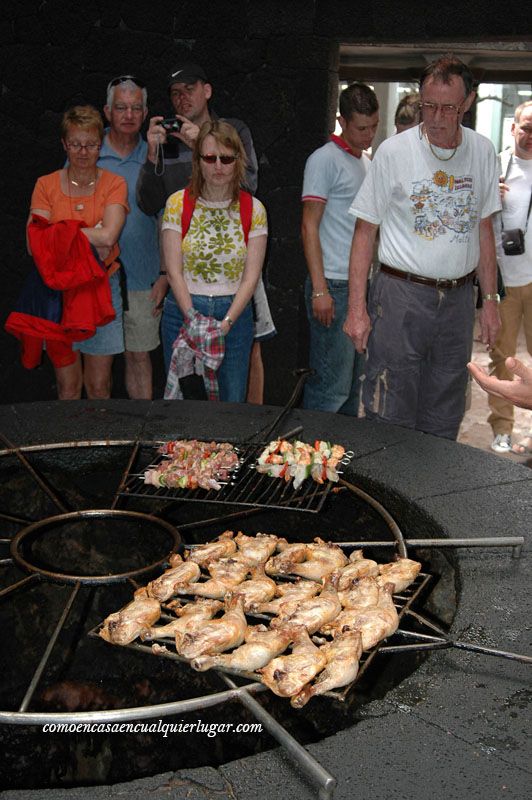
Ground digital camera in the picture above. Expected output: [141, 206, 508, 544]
[159, 118, 182, 132]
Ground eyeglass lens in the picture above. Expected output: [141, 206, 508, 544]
[420, 102, 462, 116]
[67, 142, 100, 151]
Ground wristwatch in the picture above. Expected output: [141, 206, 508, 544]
[483, 293, 501, 302]
[223, 315, 233, 327]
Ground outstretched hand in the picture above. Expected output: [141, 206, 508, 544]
[467, 357, 532, 410]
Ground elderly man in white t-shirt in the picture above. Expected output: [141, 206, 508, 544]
[344, 54, 501, 440]
[488, 100, 532, 454]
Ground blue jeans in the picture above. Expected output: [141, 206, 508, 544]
[161, 293, 253, 403]
[303, 277, 363, 416]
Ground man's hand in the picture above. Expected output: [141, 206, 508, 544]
[312, 293, 335, 327]
[343, 306, 371, 353]
[499, 175, 509, 202]
[174, 117, 200, 149]
[150, 275, 168, 316]
[479, 299, 501, 349]
[468, 357, 532, 410]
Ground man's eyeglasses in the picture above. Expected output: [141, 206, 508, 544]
[419, 101, 464, 117]
[113, 104, 145, 114]
[66, 142, 101, 152]
[107, 75, 146, 90]
[200, 154, 238, 165]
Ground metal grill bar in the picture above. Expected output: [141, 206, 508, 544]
[0, 573, 38, 599]
[111, 440, 141, 510]
[220, 673, 337, 800]
[19, 582, 80, 712]
[0, 431, 70, 514]
[400, 611, 532, 664]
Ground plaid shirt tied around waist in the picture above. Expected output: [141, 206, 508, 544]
[164, 308, 225, 400]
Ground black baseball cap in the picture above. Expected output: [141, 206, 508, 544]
[167, 63, 208, 89]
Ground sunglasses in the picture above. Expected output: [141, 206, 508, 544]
[199, 154, 238, 165]
[107, 74, 146, 90]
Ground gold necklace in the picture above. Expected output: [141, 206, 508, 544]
[68, 167, 98, 188]
[423, 127, 458, 162]
[67, 169, 97, 214]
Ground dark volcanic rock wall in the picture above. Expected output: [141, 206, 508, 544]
[1, 2, 530, 404]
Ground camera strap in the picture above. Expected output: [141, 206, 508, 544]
[501, 154, 532, 233]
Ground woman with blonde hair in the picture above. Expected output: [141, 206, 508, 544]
[162, 120, 267, 402]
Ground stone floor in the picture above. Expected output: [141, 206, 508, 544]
[458, 316, 532, 464]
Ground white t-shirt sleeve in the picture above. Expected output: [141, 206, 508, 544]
[347, 154, 388, 224]
[302, 147, 333, 202]
[480, 142, 503, 219]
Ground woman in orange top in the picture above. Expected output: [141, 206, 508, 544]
[28, 105, 128, 399]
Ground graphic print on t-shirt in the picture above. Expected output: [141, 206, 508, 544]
[410, 170, 478, 243]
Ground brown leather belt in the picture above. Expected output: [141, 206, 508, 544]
[380, 263, 476, 289]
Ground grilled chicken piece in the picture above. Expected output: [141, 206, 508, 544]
[337, 550, 379, 590]
[323, 582, 399, 649]
[271, 572, 342, 634]
[258, 625, 327, 697]
[288, 538, 348, 581]
[185, 530, 236, 566]
[99, 588, 161, 645]
[178, 594, 247, 660]
[254, 578, 321, 615]
[176, 556, 249, 599]
[338, 576, 380, 609]
[192, 624, 294, 672]
[140, 599, 223, 646]
[291, 629, 363, 708]
[145, 554, 201, 602]
[265, 539, 308, 576]
[233, 566, 277, 612]
[235, 532, 279, 566]
[377, 557, 421, 593]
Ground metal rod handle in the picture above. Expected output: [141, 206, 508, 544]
[221, 674, 337, 800]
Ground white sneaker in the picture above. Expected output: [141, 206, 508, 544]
[491, 434, 512, 453]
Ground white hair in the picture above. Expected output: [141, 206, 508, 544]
[106, 79, 147, 109]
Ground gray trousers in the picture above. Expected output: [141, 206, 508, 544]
[362, 270, 475, 440]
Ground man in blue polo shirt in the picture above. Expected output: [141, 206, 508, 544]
[301, 83, 379, 414]
[99, 76, 166, 399]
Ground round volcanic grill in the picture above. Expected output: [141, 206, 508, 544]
[0, 437, 464, 790]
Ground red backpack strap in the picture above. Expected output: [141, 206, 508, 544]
[239, 190, 253, 245]
[182, 188, 253, 243]
[180, 187, 196, 240]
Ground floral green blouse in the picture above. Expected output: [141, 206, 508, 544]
[162, 190, 267, 296]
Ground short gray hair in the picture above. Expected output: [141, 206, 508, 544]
[106, 78, 147, 109]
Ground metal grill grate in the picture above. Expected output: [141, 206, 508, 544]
[90, 572, 433, 703]
[119, 441, 354, 513]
